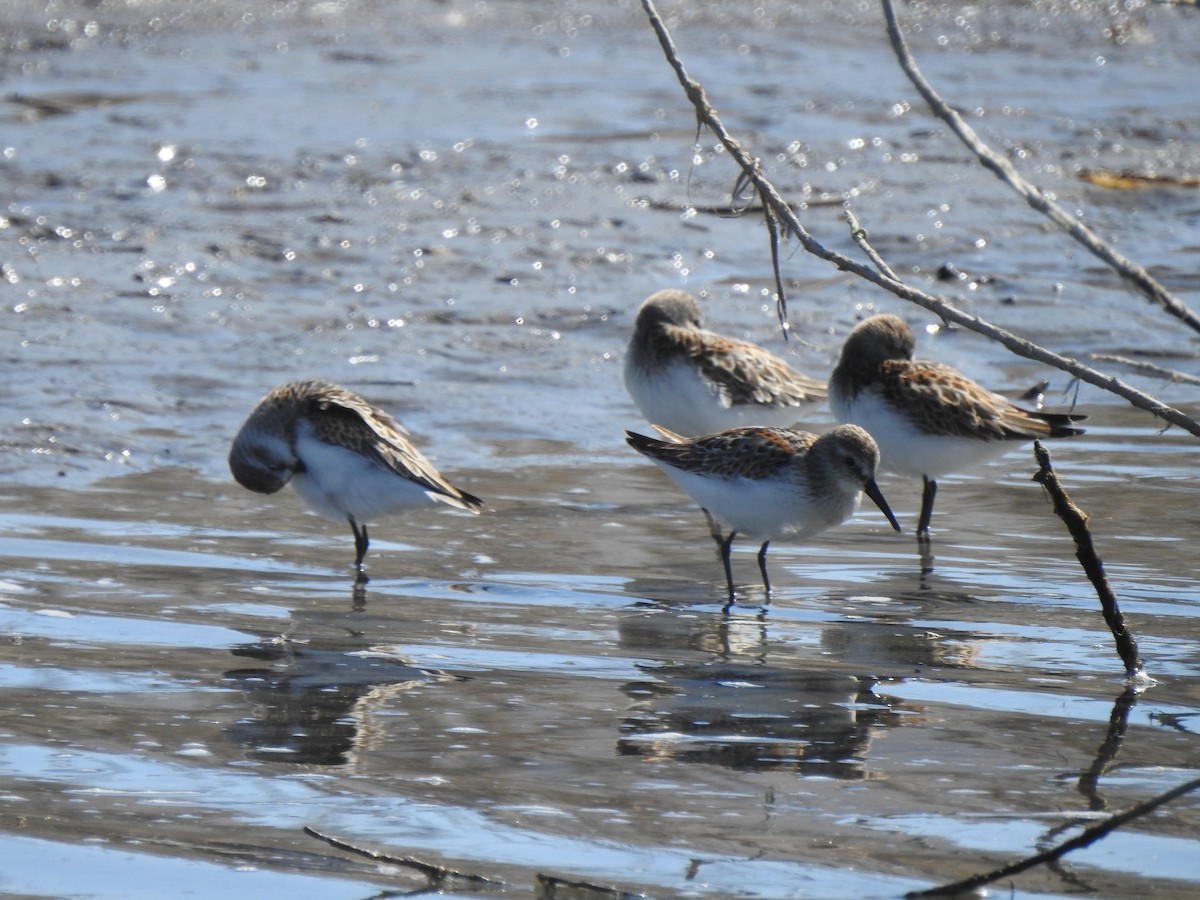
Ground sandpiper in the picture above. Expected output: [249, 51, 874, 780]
[829, 314, 1084, 538]
[626, 424, 900, 608]
[229, 380, 483, 580]
[624, 289, 826, 437]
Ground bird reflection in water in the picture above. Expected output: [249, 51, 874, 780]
[617, 664, 907, 777]
[224, 637, 458, 767]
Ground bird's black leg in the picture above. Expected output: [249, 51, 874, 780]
[350, 519, 370, 583]
[703, 508, 724, 550]
[917, 476, 937, 540]
[719, 530, 738, 613]
[756, 541, 772, 597]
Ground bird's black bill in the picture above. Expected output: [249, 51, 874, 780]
[864, 478, 902, 533]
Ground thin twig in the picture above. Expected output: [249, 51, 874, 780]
[845, 208, 899, 282]
[880, 0, 1200, 337]
[1091, 353, 1200, 387]
[1030, 442, 1146, 680]
[765, 201, 790, 339]
[638, 0, 1200, 439]
[905, 775, 1200, 897]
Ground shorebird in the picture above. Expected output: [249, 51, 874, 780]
[230, 380, 483, 580]
[829, 314, 1084, 538]
[624, 289, 826, 436]
[626, 423, 900, 608]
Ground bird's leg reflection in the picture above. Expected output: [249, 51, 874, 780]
[917, 535, 936, 577]
[351, 579, 368, 611]
[714, 609, 769, 660]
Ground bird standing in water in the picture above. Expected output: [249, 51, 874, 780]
[229, 380, 483, 581]
[627, 423, 900, 609]
[829, 314, 1084, 538]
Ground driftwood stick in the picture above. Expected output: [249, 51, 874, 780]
[638, 0, 1200, 439]
[302, 826, 507, 888]
[1030, 442, 1146, 679]
[905, 774, 1200, 898]
[879, 0, 1200, 336]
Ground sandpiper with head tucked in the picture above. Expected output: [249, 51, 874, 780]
[829, 314, 1084, 538]
[626, 423, 900, 608]
[230, 380, 483, 580]
[624, 289, 826, 437]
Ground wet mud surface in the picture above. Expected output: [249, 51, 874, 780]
[1, 1, 1199, 897]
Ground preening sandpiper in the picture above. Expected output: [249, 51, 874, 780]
[229, 380, 483, 580]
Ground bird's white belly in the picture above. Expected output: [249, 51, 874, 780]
[832, 391, 1006, 479]
[626, 360, 802, 436]
[657, 465, 859, 540]
[290, 438, 439, 523]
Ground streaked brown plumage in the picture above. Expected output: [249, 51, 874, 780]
[829, 314, 1084, 537]
[626, 423, 900, 607]
[230, 380, 482, 579]
[625, 289, 826, 436]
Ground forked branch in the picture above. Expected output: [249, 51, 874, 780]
[638, 0, 1200, 439]
[880, 0, 1200, 336]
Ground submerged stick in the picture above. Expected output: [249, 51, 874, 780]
[536, 873, 647, 898]
[303, 826, 507, 888]
[905, 775, 1200, 898]
[1030, 442, 1145, 680]
[638, 0, 1200, 439]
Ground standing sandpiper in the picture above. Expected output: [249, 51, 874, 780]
[627, 423, 900, 609]
[829, 314, 1084, 538]
[624, 289, 826, 437]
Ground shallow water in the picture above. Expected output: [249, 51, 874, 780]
[2, 1, 1200, 897]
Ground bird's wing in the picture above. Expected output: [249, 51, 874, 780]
[627, 427, 814, 479]
[305, 386, 483, 511]
[664, 325, 826, 407]
[880, 360, 1074, 441]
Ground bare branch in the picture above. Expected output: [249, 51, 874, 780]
[879, 0, 1200, 336]
[639, 0, 1200, 439]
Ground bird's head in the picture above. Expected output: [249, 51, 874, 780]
[229, 431, 301, 495]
